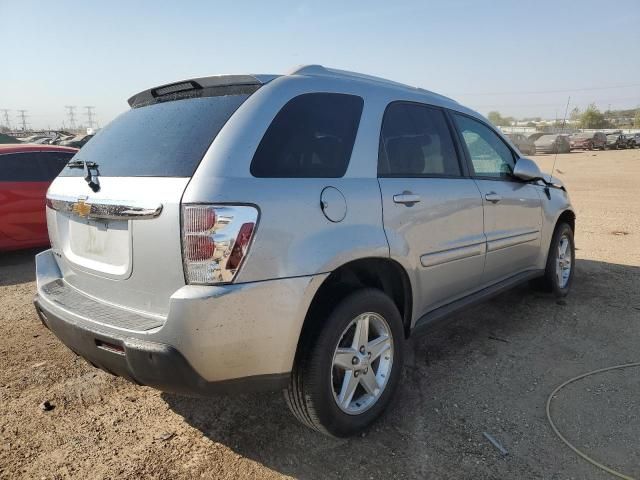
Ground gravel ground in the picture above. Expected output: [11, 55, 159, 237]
[1, 148, 639, 479]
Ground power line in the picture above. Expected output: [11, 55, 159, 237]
[1, 109, 10, 129]
[451, 83, 640, 96]
[17, 110, 28, 131]
[84, 106, 96, 129]
[471, 96, 640, 109]
[64, 105, 77, 130]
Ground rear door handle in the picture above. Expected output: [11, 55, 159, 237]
[393, 193, 421, 205]
[485, 192, 502, 204]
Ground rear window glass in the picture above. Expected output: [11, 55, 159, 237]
[0, 151, 76, 181]
[250, 93, 364, 178]
[60, 95, 250, 177]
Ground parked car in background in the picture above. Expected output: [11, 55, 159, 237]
[52, 134, 75, 145]
[570, 132, 606, 151]
[19, 134, 50, 144]
[528, 132, 546, 142]
[505, 133, 536, 155]
[623, 134, 637, 149]
[605, 134, 627, 149]
[0, 144, 77, 251]
[0, 133, 21, 144]
[534, 134, 571, 154]
[35, 65, 576, 437]
[59, 134, 94, 148]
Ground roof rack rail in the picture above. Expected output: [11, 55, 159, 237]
[288, 64, 418, 90]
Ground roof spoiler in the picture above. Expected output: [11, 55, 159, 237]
[127, 74, 278, 108]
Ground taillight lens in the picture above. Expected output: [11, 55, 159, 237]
[181, 205, 258, 284]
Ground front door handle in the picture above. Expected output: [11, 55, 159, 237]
[393, 193, 421, 205]
[485, 192, 502, 204]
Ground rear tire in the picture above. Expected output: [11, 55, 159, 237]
[532, 222, 575, 297]
[285, 289, 404, 437]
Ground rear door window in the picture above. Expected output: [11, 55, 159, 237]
[59, 94, 251, 177]
[378, 102, 461, 177]
[250, 93, 364, 178]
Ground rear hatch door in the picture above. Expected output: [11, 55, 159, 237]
[46, 91, 253, 317]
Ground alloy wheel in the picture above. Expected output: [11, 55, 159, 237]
[331, 312, 393, 415]
[556, 234, 572, 288]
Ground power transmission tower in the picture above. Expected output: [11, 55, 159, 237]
[17, 110, 29, 131]
[1, 109, 10, 130]
[84, 106, 96, 129]
[64, 105, 77, 130]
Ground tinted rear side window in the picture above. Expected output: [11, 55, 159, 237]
[0, 153, 36, 181]
[0, 151, 75, 181]
[378, 102, 461, 176]
[250, 93, 364, 178]
[38, 152, 76, 179]
[59, 95, 250, 177]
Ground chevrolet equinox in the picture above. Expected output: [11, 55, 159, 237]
[34, 65, 575, 437]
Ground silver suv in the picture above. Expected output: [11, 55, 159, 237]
[34, 65, 575, 437]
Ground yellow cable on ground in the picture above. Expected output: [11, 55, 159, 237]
[546, 362, 640, 480]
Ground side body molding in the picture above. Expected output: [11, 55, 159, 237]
[420, 241, 487, 268]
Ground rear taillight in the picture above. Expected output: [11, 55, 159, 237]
[181, 205, 258, 284]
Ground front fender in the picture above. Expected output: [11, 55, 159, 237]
[537, 185, 575, 268]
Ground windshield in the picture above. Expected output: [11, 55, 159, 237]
[537, 135, 557, 141]
[574, 133, 592, 139]
[60, 94, 250, 177]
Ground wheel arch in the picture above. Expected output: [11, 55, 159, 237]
[556, 208, 576, 233]
[294, 257, 413, 360]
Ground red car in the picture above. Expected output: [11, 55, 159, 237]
[569, 131, 607, 151]
[0, 144, 78, 251]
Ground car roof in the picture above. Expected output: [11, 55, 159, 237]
[0, 144, 78, 154]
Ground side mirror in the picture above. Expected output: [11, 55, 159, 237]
[513, 157, 543, 181]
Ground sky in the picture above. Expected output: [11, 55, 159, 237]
[1, 0, 639, 130]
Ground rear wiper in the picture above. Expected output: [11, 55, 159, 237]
[67, 160, 100, 192]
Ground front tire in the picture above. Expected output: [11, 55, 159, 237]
[537, 222, 575, 296]
[285, 289, 404, 437]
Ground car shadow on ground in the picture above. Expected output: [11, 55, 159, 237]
[162, 259, 640, 479]
[0, 248, 44, 287]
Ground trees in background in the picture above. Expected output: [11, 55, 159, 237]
[484, 106, 639, 129]
[579, 104, 611, 129]
[487, 111, 514, 126]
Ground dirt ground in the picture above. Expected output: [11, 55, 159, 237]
[1, 148, 639, 479]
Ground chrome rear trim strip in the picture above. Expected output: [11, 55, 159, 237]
[46, 194, 162, 221]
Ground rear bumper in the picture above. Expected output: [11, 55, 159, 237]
[34, 298, 289, 394]
[35, 249, 327, 395]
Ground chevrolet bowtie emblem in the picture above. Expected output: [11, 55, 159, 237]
[71, 198, 91, 218]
